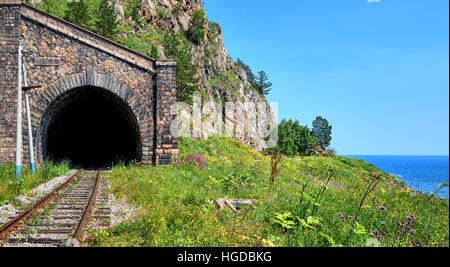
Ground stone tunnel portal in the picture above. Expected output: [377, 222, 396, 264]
[39, 86, 142, 168]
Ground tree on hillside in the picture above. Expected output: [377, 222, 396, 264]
[163, 32, 200, 102]
[275, 119, 314, 156]
[64, 0, 92, 30]
[186, 9, 206, 45]
[311, 116, 333, 149]
[236, 58, 256, 85]
[95, 0, 118, 39]
[255, 71, 272, 95]
[36, 0, 68, 18]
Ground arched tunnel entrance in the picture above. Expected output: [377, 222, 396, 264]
[39, 86, 142, 168]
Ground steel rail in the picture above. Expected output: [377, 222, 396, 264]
[73, 170, 101, 241]
[0, 169, 83, 239]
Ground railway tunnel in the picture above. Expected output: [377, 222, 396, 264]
[0, 2, 178, 167]
[39, 86, 142, 168]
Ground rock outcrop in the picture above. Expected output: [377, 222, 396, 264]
[120, 0, 277, 150]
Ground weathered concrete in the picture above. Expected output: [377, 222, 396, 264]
[0, 1, 178, 166]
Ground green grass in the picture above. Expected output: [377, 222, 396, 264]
[0, 161, 71, 206]
[88, 137, 449, 247]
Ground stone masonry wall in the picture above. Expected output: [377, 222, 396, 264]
[21, 17, 155, 165]
[155, 60, 178, 165]
[0, 2, 178, 166]
[0, 2, 20, 164]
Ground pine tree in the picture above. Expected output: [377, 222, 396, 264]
[38, 0, 68, 18]
[255, 71, 272, 95]
[64, 0, 92, 30]
[311, 116, 333, 149]
[163, 32, 199, 102]
[95, 0, 118, 39]
[236, 58, 256, 85]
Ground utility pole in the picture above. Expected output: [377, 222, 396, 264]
[15, 38, 23, 179]
[22, 51, 36, 174]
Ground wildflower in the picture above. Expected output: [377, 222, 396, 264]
[369, 233, 375, 237]
[348, 216, 353, 220]
[183, 155, 207, 170]
[338, 213, 343, 217]
[374, 230, 380, 235]
[341, 215, 345, 219]
[378, 236, 383, 241]
[406, 216, 413, 221]
[421, 243, 425, 246]
[379, 206, 386, 211]
[357, 217, 361, 221]
[428, 234, 432, 238]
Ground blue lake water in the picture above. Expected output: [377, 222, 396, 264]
[345, 156, 449, 199]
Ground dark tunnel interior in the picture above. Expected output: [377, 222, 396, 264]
[42, 86, 142, 168]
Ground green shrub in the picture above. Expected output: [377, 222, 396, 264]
[115, 35, 159, 59]
[157, 8, 170, 20]
[33, 0, 68, 18]
[129, 0, 142, 25]
[186, 9, 206, 45]
[269, 119, 315, 157]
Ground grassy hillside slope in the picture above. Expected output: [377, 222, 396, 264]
[89, 137, 449, 247]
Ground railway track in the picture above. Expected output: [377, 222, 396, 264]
[0, 169, 111, 247]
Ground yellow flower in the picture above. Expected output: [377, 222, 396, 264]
[261, 239, 276, 247]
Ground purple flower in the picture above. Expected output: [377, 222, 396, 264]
[369, 233, 375, 237]
[379, 206, 386, 211]
[338, 213, 343, 217]
[341, 215, 345, 219]
[374, 230, 380, 235]
[183, 155, 207, 170]
[406, 216, 413, 221]
[378, 236, 383, 241]
[348, 216, 353, 220]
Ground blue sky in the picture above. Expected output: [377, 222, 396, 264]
[203, 0, 449, 156]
